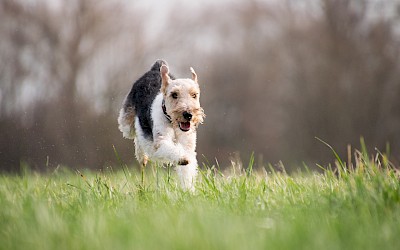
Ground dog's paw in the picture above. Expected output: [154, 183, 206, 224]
[178, 158, 189, 165]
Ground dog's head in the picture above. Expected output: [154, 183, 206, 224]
[160, 64, 205, 132]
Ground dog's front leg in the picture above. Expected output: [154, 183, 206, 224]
[176, 154, 197, 191]
[153, 137, 197, 191]
[153, 137, 189, 165]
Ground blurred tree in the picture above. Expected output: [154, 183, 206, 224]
[0, 0, 148, 171]
[281, 0, 400, 164]
[196, 0, 400, 167]
[1, 0, 399, 172]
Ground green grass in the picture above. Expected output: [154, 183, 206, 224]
[1, 145, 400, 250]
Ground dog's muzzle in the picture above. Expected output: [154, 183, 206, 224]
[179, 111, 192, 132]
[183, 111, 192, 121]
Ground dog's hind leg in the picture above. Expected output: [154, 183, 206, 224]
[134, 137, 148, 187]
[141, 155, 148, 186]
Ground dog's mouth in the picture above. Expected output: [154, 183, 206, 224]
[179, 122, 191, 132]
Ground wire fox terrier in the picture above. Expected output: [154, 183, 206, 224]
[118, 60, 205, 190]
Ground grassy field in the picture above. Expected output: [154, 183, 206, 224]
[1, 145, 400, 250]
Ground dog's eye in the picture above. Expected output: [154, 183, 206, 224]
[171, 92, 178, 99]
[192, 93, 197, 99]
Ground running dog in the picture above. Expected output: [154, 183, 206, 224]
[118, 60, 205, 190]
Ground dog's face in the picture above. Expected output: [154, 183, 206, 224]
[161, 65, 204, 132]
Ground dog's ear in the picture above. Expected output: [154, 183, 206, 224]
[190, 67, 198, 84]
[160, 64, 170, 94]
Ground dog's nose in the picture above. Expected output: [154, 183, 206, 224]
[183, 111, 192, 121]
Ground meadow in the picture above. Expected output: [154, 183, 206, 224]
[1, 143, 400, 250]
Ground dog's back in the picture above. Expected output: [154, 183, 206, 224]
[118, 60, 175, 140]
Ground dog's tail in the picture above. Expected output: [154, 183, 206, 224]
[118, 98, 136, 139]
[150, 59, 168, 71]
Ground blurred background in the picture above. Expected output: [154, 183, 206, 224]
[1, 0, 400, 172]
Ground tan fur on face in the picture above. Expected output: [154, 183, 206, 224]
[161, 66, 205, 129]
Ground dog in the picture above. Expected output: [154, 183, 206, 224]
[118, 60, 205, 190]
